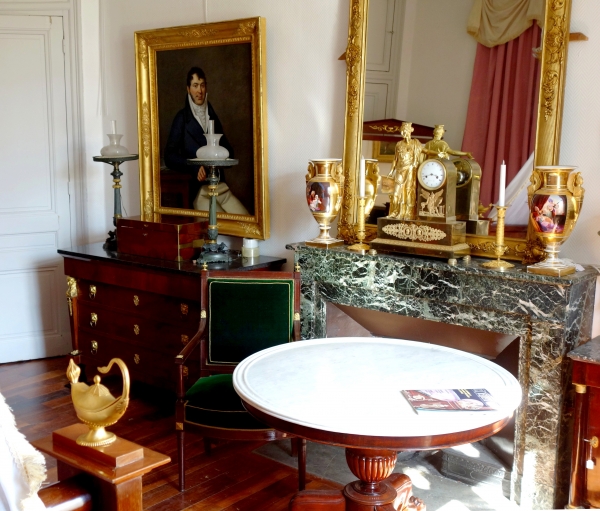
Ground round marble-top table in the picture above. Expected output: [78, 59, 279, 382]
[233, 337, 522, 510]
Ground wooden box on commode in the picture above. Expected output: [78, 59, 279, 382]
[116, 216, 207, 261]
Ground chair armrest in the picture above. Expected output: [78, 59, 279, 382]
[175, 319, 205, 365]
[293, 312, 301, 341]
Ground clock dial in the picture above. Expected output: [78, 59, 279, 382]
[419, 160, 446, 190]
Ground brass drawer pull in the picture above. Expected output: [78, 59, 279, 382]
[134, 354, 140, 364]
[134, 324, 140, 335]
[181, 334, 189, 345]
[133, 295, 139, 306]
[91, 340, 98, 355]
[89, 285, 96, 299]
[181, 303, 189, 316]
[183, 366, 189, 377]
[90, 313, 98, 327]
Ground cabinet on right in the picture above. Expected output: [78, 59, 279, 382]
[568, 336, 600, 509]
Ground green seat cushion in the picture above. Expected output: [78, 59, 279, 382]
[208, 278, 294, 365]
[184, 374, 269, 430]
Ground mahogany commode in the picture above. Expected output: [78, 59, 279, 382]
[233, 337, 522, 510]
[59, 242, 285, 390]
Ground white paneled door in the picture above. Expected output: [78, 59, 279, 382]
[0, 15, 72, 363]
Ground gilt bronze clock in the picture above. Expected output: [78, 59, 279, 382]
[372, 157, 470, 260]
[416, 159, 457, 221]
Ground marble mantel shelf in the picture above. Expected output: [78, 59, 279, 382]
[287, 243, 597, 510]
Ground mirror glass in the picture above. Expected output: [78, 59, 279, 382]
[360, 0, 540, 234]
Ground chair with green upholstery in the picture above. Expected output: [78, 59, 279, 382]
[174, 268, 305, 492]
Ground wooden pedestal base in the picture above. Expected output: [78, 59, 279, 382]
[32, 423, 170, 511]
[290, 448, 425, 511]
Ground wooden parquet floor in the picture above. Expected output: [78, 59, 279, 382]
[0, 356, 342, 510]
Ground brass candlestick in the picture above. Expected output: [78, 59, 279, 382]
[481, 206, 515, 271]
[348, 197, 370, 253]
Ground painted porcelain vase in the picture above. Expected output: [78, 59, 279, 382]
[305, 159, 344, 247]
[527, 165, 584, 276]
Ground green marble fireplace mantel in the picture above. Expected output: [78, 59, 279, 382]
[287, 243, 596, 510]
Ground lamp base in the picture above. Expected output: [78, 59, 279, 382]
[103, 230, 117, 251]
[198, 251, 232, 264]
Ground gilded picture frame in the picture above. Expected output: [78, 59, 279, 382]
[135, 17, 269, 239]
[338, 0, 572, 262]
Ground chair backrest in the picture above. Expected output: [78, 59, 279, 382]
[200, 270, 300, 374]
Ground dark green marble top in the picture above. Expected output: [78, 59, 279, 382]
[286, 243, 597, 286]
[59, 242, 286, 276]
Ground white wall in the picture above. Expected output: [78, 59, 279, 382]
[81, 0, 348, 265]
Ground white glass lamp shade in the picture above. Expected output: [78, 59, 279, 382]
[196, 134, 229, 159]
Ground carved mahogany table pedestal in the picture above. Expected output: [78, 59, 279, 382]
[233, 338, 522, 510]
[33, 423, 170, 511]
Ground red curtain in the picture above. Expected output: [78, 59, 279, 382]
[461, 23, 541, 206]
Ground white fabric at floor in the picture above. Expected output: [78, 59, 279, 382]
[0, 392, 46, 511]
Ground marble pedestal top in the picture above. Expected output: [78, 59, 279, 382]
[233, 337, 521, 446]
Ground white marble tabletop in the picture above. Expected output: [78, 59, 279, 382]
[233, 337, 522, 440]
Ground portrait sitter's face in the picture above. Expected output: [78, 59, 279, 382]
[187, 74, 207, 106]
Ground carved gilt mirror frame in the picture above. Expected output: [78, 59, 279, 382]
[338, 0, 572, 261]
[135, 18, 270, 239]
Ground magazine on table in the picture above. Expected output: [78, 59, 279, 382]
[401, 388, 499, 414]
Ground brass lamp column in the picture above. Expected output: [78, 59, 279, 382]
[186, 158, 239, 263]
[93, 154, 139, 251]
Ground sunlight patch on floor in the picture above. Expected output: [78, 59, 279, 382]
[402, 467, 431, 489]
[436, 500, 471, 511]
[470, 484, 519, 510]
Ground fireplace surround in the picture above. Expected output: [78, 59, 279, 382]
[288, 243, 596, 509]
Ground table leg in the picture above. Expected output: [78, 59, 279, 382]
[344, 448, 424, 511]
[289, 448, 424, 511]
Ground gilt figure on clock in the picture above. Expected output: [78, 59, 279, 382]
[371, 124, 472, 260]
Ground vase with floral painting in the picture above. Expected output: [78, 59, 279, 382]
[527, 165, 584, 276]
[305, 159, 344, 247]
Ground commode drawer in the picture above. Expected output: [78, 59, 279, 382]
[78, 301, 199, 354]
[78, 331, 200, 388]
[77, 279, 199, 323]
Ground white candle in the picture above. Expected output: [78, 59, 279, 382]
[498, 160, 506, 206]
[208, 120, 214, 134]
[359, 157, 366, 198]
[111, 120, 117, 135]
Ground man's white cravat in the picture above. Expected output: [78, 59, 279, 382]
[188, 93, 209, 132]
